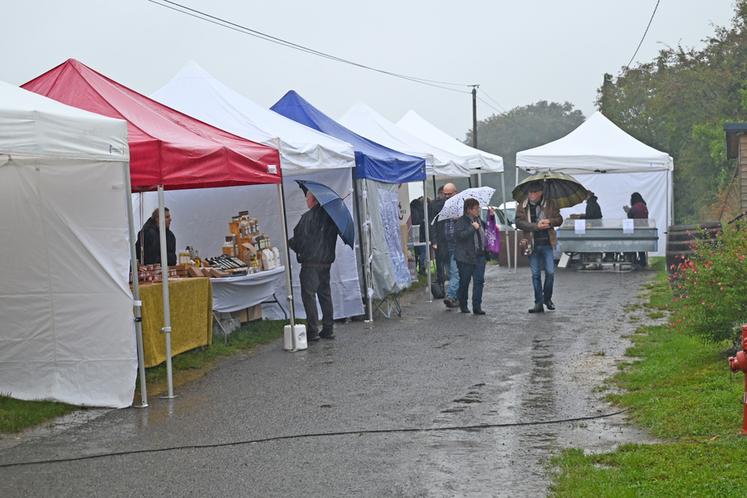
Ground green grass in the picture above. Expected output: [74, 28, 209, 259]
[142, 319, 284, 387]
[0, 397, 78, 433]
[551, 260, 747, 497]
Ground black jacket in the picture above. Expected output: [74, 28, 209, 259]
[454, 215, 486, 264]
[136, 218, 176, 266]
[429, 197, 450, 258]
[584, 196, 603, 219]
[288, 205, 338, 265]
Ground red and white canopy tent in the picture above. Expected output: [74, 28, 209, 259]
[23, 59, 282, 404]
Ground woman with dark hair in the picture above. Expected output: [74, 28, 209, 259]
[624, 192, 649, 268]
[454, 198, 489, 315]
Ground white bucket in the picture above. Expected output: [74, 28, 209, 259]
[283, 324, 308, 351]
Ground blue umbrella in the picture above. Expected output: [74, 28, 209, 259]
[295, 179, 355, 248]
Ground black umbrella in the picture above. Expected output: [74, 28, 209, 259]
[512, 171, 588, 209]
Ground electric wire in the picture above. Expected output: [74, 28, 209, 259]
[147, 0, 471, 94]
[626, 0, 662, 68]
[0, 409, 628, 469]
[477, 96, 504, 115]
[478, 89, 507, 112]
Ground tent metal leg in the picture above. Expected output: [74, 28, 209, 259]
[157, 186, 176, 399]
[276, 182, 298, 350]
[422, 178, 432, 302]
[124, 167, 148, 408]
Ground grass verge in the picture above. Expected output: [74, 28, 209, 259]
[0, 397, 78, 434]
[551, 260, 747, 497]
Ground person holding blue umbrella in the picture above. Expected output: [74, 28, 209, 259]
[289, 180, 354, 341]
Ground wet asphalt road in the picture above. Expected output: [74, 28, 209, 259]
[0, 266, 656, 497]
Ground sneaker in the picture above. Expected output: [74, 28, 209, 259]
[473, 308, 486, 315]
[444, 298, 459, 309]
[544, 300, 555, 311]
[307, 331, 320, 341]
[319, 329, 335, 340]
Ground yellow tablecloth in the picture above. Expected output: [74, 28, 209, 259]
[138, 277, 213, 368]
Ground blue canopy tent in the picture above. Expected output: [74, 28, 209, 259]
[273, 91, 427, 320]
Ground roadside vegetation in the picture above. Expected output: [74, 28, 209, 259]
[551, 228, 747, 496]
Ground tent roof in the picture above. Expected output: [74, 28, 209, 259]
[338, 103, 471, 178]
[0, 80, 128, 162]
[22, 59, 281, 191]
[271, 91, 425, 183]
[516, 111, 674, 173]
[397, 110, 503, 173]
[152, 62, 355, 173]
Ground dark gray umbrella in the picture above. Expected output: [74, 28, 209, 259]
[512, 171, 588, 209]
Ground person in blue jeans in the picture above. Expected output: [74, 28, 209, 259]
[515, 182, 563, 313]
[454, 198, 489, 315]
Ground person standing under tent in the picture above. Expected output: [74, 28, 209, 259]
[516, 182, 563, 313]
[288, 191, 339, 341]
[409, 197, 427, 276]
[136, 207, 176, 266]
[570, 191, 603, 220]
[454, 198, 489, 315]
[624, 192, 649, 269]
[429, 186, 447, 296]
[434, 183, 460, 308]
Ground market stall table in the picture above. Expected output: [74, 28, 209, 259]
[210, 265, 286, 314]
[139, 277, 213, 367]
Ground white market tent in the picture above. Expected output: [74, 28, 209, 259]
[150, 62, 364, 320]
[339, 103, 472, 179]
[516, 111, 674, 256]
[397, 110, 504, 175]
[0, 81, 136, 408]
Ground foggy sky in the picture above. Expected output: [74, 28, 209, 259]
[2, 0, 736, 139]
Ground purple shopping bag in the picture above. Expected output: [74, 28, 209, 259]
[485, 212, 501, 255]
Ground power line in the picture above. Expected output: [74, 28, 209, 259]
[626, 0, 662, 68]
[476, 96, 503, 115]
[147, 0, 471, 94]
[479, 89, 507, 112]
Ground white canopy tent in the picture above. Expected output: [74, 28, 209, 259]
[516, 111, 674, 256]
[150, 63, 364, 320]
[0, 81, 136, 408]
[397, 110, 504, 175]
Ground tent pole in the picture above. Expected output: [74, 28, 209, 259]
[361, 179, 374, 322]
[276, 182, 297, 348]
[157, 186, 175, 399]
[477, 172, 482, 187]
[432, 176, 437, 198]
[352, 178, 370, 321]
[514, 165, 520, 272]
[124, 167, 148, 408]
[500, 170, 511, 272]
[422, 177, 432, 302]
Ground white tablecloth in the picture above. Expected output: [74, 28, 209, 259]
[210, 266, 285, 313]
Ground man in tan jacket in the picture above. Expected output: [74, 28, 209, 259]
[515, 182, 563, 313]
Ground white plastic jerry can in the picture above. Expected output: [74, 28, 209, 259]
[283, 324, 308, 351]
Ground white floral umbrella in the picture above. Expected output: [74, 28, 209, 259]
[435, 187, 496, 221]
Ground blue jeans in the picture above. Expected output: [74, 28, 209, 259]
[457, 256, 486, 310]
[447, 247, 460, 299]
[528, 245, 555, 305]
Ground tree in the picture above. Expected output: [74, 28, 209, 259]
[464, 101, 585, 204]
[597, 1, 747, 223]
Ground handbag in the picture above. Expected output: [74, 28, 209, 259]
[485, 212, 501, 255]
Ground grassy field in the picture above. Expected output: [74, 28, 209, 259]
[551, 260, 747, 497]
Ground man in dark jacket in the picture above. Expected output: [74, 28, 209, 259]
[288, 192, 339, 341]
[570, 191, 602, 220]
[136, 208, 176, 266]
[454, 198, 488, 315]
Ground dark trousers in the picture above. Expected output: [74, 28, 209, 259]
[300, 264, 333, 333]
[435, 247, 447, 284]
[457, 255, 486, 310]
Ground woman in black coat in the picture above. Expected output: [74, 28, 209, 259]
[454, 198, 488, 315]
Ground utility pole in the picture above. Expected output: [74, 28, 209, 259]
[471, 85, 479, 148]
[471, 84, 479, 188]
